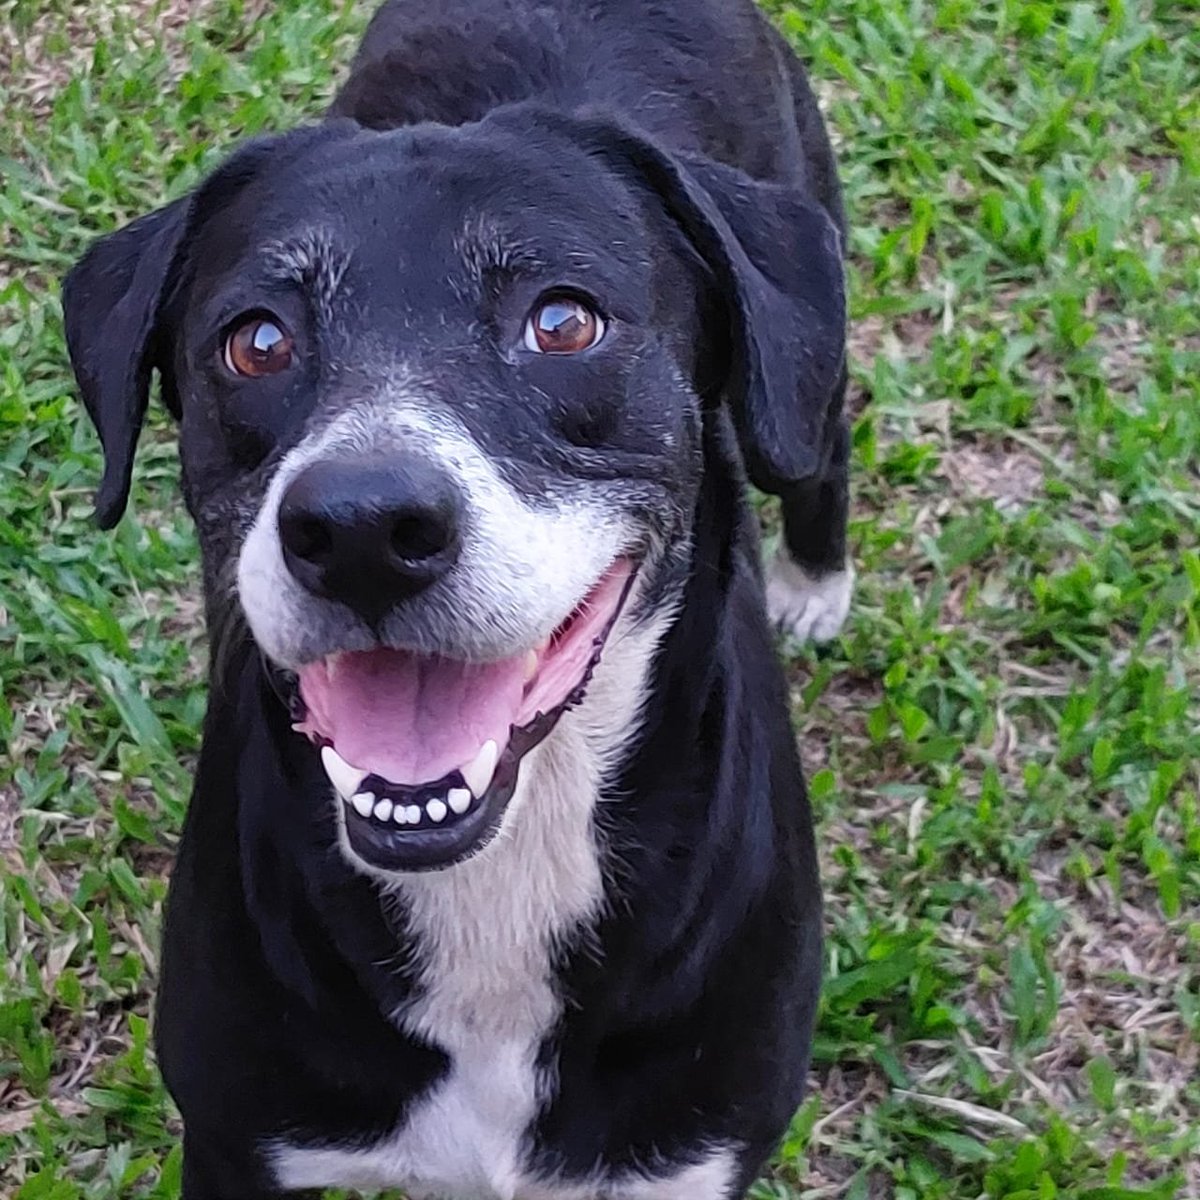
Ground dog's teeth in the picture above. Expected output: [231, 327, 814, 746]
[373, 798, 393, 822]
[394, 805, 410, 825]
[460, 739, 499, 797]
[535, 634, 551, 653]
[448, 787, 472, 815]
[523, 650, 539, 682]
[351, 792, 374, 818]
[322, 746, 366, 800]
[405, 804, 422, 825]
[426, 798, 447, 823]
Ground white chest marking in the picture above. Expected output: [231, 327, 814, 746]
[273, 722, 600, 1198]
[269, 608, 738, 1199]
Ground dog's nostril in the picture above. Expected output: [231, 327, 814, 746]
[390, 512, 452, 563]
[292, 516, 334, 564]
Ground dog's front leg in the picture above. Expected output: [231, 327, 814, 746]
[762, 410, 855, 643]
[181, 1134, 307, 1200]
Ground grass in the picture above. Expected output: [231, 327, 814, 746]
[1, 0, 1197, 1195]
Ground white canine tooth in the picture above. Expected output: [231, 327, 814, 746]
[523, 650, 539, 682]
[321, 746, 367, 800]
[351, 792, 374, 818]
[405, 805, 422, 824]
[426, 798, 447, 823]
[535, 634, 550, 653]
[373, 798, 393, 822]
[460, 739, 499, 798]
[448, 787, 472, 815]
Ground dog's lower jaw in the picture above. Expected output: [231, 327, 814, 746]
[765, 551, 854, 643]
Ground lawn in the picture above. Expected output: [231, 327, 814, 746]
[1, 0, 1198, 1196]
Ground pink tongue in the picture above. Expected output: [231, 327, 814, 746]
[297, 650, 527, 786]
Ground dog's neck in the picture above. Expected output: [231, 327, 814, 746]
[364, 691, 616, 1194]
[203, 581, 684, 1004]
[383, 596, 680, 1030]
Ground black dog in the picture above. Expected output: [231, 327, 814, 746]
[62, 2, 850, 1196]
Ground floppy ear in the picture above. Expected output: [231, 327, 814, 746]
[673, 154, 846, 484]
[62, 121, 362, 529]
[587, 123, 846, 485]
[62, 200, 190, 528]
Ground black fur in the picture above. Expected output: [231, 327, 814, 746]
[62, 1, 847, 1195]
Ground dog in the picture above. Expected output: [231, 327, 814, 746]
[61, 1, 850, 1196]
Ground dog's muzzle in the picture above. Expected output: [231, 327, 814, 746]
[286, 556, 637, 871]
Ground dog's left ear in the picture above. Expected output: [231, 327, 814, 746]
[63, 121, 363, 529]
[595, 125, 847, 485]
[61, 201, 190, 529]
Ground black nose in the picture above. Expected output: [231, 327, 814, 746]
[278, 454, 463, 623]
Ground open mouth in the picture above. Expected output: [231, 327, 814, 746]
[289, 558, 637, 870]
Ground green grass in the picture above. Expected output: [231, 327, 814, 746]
[1, 0, 1198, 1195]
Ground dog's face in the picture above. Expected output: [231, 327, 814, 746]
[63, 112, 844, 874]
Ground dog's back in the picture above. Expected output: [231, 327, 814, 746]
[331, 0, 843, 227]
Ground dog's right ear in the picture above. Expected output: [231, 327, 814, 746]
[62, 200, 190, 528]
[62, 122, 361, 529]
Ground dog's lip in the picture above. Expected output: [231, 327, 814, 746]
[333, 704, 564, 871]
[267, 559, 639, 870]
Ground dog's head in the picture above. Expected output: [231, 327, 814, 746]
[62, 110, 843, 874]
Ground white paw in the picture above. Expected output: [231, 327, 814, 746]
[765, 554, 854, 643]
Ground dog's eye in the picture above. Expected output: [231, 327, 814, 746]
[224, 317, 295, 378]
[523, 297, 605, 355]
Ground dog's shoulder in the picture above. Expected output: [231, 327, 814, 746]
[328, 0, 570, 129]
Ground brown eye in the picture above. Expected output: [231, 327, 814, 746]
[523, 297, 605, 355]
[224, 317, 294, 377]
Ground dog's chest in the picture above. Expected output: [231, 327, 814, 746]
[271, 735, 605, 1199]
[383, 788, 603, 1200]
[267, 616, 715, 1198]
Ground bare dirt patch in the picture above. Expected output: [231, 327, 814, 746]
[940, 442, 1045, 510]
[0, 0, 215, 118]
